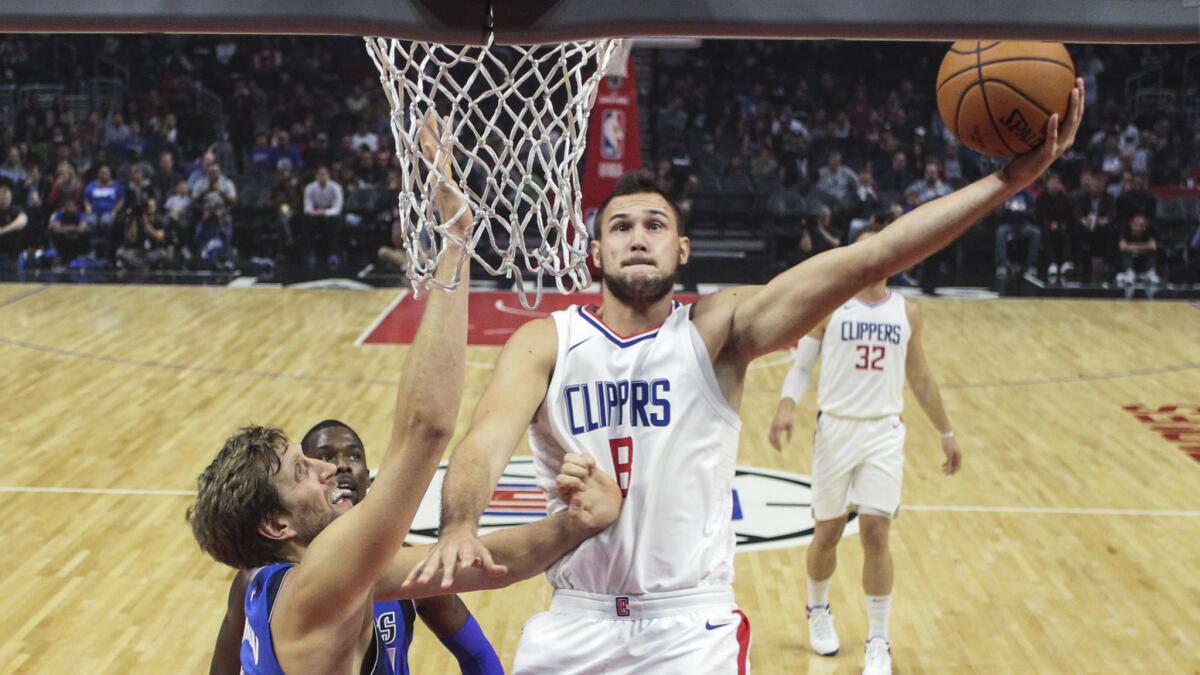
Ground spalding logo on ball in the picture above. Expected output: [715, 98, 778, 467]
[936, 40, 1075, 157]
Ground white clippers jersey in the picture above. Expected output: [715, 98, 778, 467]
[817, 290, 910, 418]
[528, 302, 742, 595]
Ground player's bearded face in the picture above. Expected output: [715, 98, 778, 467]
[290, 497, 339, 545]
[595, 194, 688, 304]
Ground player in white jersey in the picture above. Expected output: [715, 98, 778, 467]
[406, 83, 1082, 674]
[767, 224, 962, 675]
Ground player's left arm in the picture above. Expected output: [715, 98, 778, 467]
[413, 595, 503, 675]
[697, 79, 1084, 366]
[208, 569, 252, 675]
[903, 299, 962, 476]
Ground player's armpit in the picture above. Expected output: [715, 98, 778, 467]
[208, 570, 252, 675]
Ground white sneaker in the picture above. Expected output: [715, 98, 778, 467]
[1061, 261, 1075, 276]
[862, 637, 892, 675]
[1116, 269, 1134, 286]
[806, 605, 840, 656]
[1047, 263, 1059, 277]
[1145, 270, 1161, 285]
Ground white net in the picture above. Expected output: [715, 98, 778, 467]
[365, 36, 624, 308]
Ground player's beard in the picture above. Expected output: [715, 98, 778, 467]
[292, 501, 339, 547]
[605, 265, 677, 304]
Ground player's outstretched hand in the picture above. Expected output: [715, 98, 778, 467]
[941, 435, 963, 476]
[1003, 77, 1085, 188]
[416, 110, 470, 237]
[402, 527, 508, 590]
[556, 453, 621, 533]
[768, 407, 795, 451]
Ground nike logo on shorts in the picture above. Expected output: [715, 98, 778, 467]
[705, 619, 732, 630]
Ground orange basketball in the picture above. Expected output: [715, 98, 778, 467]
[936, 40, 1075, 157]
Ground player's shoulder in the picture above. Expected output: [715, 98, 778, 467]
[501, 316, 558, 363]
[691, 284, 761, 322]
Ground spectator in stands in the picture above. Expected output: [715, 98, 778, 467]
[302, 165, 344, 270]
[1071, 167, 1118, 282]
[164, 179, 192, 226]
[906, 160, 952, 205]
[1114, 171, 1157, 226]
[194, 193, 236, 269]
[269, 159, 300, 249]
[750, 144, 780, 187]
[0, 184, 28, 265]
[937, 137, 981, 188]
[815, 150, 858, 202]
[349, 119, 380, 153]
[152, 151, 183, 203]
[103, 112, 132, 149]
[270, 130, 304, 171]
[877, 150, 913, 198]
[83, 164, 125, 255]
[846, 167, 885, 242]
[248, 134, 274, 169]
[191, 162, 237, 208]
[1035, 172, 1075, 278]
[119, 122, 150, 160]
[1116, 212, 1159, 285]
[995, 189, 1040, 280]
[48, 200, 90, 266]
[116, 197, 170, 270]
[0, 147, 26, 189]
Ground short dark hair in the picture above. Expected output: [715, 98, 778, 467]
[300, 419, 362, 454]
[187, 425, 289, 570]
[593, 169, 685, 240]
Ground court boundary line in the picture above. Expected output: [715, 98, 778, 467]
[1, 485, 1196, 518]
[353, 289, 410, 347]
[0, 283, 50, 309]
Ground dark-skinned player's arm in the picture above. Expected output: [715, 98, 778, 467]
[697, 80, 1085, 364]
[404, 316, 559, 589]
[208, 569, 252, 675]
[413, 594, 504, 675]
[275, 111, 473, 629]
[377, 453, 620, 600]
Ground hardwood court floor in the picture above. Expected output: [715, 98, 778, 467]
[0, 283, 1197, 674]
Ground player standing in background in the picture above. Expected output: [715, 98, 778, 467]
[406, 82, 1083, 674]
[207, 419, 504, 675]
[768, 223, 962, 675]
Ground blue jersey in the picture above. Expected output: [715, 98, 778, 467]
[241, 563, 415, 674]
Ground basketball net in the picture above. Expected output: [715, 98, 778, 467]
[366, 36, 627, 308]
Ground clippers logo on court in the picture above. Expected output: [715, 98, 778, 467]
[600, 109, 625, 160]
[406, 458, 858, 551]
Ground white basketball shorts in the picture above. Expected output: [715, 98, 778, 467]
[512, 586, 751, 674]
[810, 413, 906, 521]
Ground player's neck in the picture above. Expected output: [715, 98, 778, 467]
[596, 286, 675, 335]
[857, 282, 889, 303]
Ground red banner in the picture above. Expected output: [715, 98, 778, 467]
[581, 59, 642, 251]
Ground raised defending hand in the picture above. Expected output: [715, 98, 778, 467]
[416, 110, 469, 236]
[1003, 77, 1085, 188]
[555, 453, 621, 532]
[402, 527, 508, 590]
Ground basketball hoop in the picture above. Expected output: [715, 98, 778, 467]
[366, 36, 627, 308]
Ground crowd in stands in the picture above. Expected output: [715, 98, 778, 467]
[0, 35, 1197, 287]
[644, 41, 1200, 286]
[0, 34, 400, 275]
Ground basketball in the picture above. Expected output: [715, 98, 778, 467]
[936, 40, 1075, 157]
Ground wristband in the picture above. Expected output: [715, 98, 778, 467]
[940, 431, 955, 440]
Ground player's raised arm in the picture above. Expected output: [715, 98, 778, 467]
[276, 112, 473, 624]
[714, 79, 1084, 363]
[380, 454, 621, 599]
[406, 316, 559, 588]
[903, 300, 962, 476]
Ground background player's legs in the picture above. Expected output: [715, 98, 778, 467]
[807, 515, 848, 591]
[805, 514, 847, 656]
[859, 513, 895, 674]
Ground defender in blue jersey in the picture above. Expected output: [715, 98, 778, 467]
[188, 115, 622, 675]
[209, 420, 503, 675]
